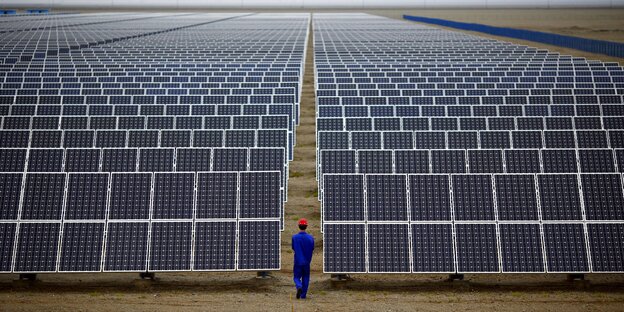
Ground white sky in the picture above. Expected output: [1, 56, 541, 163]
[1, 0, 622, 8]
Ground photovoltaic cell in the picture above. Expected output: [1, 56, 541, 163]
[65, 149, 100, 172]
[176, 148, 211, 172]
[358, 150, 392, 174]
[212, 148, 247, 172]
[321, 150, 356, 174]
[394, 150, 428, 174]
[15, 223, 60, 272]
[0, 149, 26, 172]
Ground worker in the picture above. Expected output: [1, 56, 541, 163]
[292, 218, 314, 299]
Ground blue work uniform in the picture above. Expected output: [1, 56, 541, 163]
[292, 231, 314, 298]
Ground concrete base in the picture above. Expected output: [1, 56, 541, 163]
[140, 272, 155, 280]
[567, 274, 590, 289]
[132, 278, 155, 290]
[329, 274, 351, 289]
[256, 271, 272, 280]
[448, 274, 464, 281]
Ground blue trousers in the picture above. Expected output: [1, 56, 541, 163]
[293, 264, 310, 298]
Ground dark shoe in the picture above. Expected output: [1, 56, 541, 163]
[296, 288, 302, 299]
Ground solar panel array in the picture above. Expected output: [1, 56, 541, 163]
[316, 14, 624, 273]
[0, 12, 309, 273]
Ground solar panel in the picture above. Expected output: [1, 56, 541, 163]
[452, 175, 495, 221]
[358, 150, 392, 173]
[59, 223, 105, 272]
[109, 173, 152, 220]
[367, 223, 410, 273]
[323, 174, 365, 221]
[239, 172, 281, 219]
[543, 223, 589, 272]
[580, 174, 624, 220]
[149, 222, 192, 271]
[494, 174, 538, 221]
[21, 173, 66, 220]
[455, 223, 499, 273]
[193, 221, 237, 271]
[394, 150, 429, 173]
[587, 223, 624, 272]
[366, 175, 408, 221]
[409, 175, 451, 221]
[0, 173, 22, 220]
[65, 149, 100, 172]
[537, 174, 582, 220]
[153, 173, 194, 219]
[237, 221, 280, 270]
[323, 223, 366, 273]
[499, 223, 545, 272]
[65, 173, 109, 220]
[139, 148, 174, 172]
[104, 222, 149, 272]
[196, 172, 237, 219]
[0, 223, 16, 272]
[0, 149, 27, 172]
[411, 223, 454, 272]
[15, 222, 61, 272]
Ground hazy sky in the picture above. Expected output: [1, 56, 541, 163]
[1, 0, 622, 8]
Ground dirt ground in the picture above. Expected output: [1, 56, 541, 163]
[376, 9, 624, 63]
[2, 10, 624, 312]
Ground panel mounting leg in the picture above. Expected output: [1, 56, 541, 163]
[448, 274, 464, 281]
[139, 272, 155, 280]
[330, 274, 349, 282]
[18, 273, 37, 281]
[256, 271, 271, 279]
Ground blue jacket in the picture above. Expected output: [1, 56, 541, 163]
[292, 231, 314, 266]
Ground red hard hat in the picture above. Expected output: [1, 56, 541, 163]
[298, 218, 308, 226]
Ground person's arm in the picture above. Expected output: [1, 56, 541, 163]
[292, 236, 295, 251]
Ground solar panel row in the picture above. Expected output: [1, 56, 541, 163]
[315, 13, 624, 274]
[0, 12, 310, 273]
